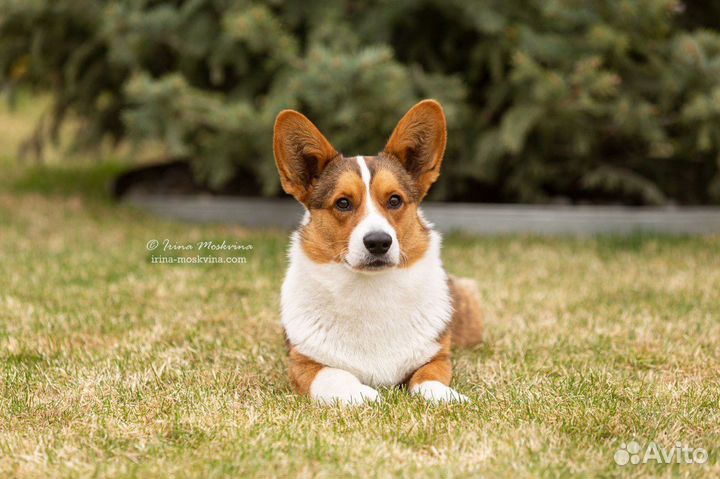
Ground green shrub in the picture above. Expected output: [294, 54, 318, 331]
[2, 0, 720, 204]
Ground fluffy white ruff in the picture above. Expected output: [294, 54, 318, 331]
[281, 227, 452, 388]
[411, 380, 469, 403]
[310, 368, 380, 406]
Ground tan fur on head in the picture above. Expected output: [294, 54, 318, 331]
[294, 155, 433, 268]
[300, 167, 367, 264]
[273, 100, 448, 271]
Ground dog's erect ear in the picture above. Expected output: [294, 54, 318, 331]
[383, 99, 446, 199]
[273, 110, 338, 203]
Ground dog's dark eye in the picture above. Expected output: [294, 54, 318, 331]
[387, 194, 403, 209]
[335, 197, 352, 211]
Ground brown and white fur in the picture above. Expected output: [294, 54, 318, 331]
[273, 100, 483, 405]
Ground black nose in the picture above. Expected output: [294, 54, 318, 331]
[363, 231, 392, 255]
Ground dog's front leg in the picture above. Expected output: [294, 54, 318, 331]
[288, 345, 380, 405]
[407, 333, 468, 403]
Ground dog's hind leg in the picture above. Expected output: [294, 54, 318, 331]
[448, 275, 484, 348]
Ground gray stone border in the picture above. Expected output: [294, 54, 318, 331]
[124, 194, 720, 235]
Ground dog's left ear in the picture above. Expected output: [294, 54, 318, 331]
[273, 110, 338, 204]
[383, 99, 446, 199]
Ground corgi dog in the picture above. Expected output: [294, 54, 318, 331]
[273, 100, 483, 405]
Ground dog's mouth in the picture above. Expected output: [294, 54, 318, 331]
[365, 259, 391, 270]
[344, 258, 395, 272]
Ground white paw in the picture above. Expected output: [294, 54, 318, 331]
[411, 380, 469, 403]
[310, 368, 381, 406]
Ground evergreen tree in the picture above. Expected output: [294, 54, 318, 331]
[1, 0, 719, 204]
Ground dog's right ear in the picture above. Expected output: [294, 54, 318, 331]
[383, 100, 446, 200]
[273, 110, 338, 204]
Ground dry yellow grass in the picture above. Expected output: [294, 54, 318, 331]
[0, 162, 719, 478]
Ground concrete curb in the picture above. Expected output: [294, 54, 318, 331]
[124, 194, 720, 235]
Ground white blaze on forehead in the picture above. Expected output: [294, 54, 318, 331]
[344, 156, 400, 269]
[356, 156, 375, 211]
[357, 156, 382, 215]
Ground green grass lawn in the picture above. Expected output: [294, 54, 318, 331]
[1, 163, 719, 478]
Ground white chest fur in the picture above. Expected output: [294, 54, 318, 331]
[281, 227, 452, 387]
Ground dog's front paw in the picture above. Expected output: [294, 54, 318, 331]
[411, 380, 469, 403]
[320, 384, 380, 406]
[310, 368, 380, 406]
